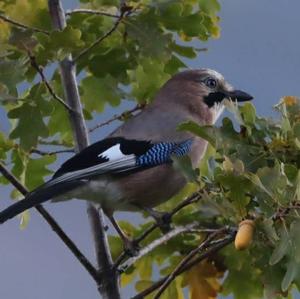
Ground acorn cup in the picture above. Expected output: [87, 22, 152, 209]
[234, 219, 255, 250]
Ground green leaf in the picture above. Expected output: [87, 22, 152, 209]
[126, 16, 171, 59]
[8, 101, 49, 150]
[128, 58, 170, 103]
[171, 155, 199, 183]
[178, 121, 216, 147]
[0, 132, 14, 160]
[48, 101, 73, 146]
[108, 235, 123, 261]
[137, 256, 153, 280]
[25, 155, 56, 190]
[81, 75, 122, 112]
[10, 148, 27, 185]
[135, 280, 153, 293]
[169, 42, 197, 58]
[0, 59, 27, 94]
[260, 219, 279, 244]
[281, 259, 298, 292]
[240, 102, 256, 126]
[8, 27, 38, 51]
[270, 226, 290, 265]
[19, 210, 30, 230]
[222, 247, 263, 299]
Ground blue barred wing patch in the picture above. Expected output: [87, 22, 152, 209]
[136, 139, 192, 167]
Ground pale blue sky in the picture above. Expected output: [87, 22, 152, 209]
[0, 1, 300, 298]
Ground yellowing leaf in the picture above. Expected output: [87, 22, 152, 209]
[186, 260, 223, 299]
[282, 96, 298, 107]
[19, 209, 30, 230]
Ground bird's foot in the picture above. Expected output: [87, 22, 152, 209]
[123, 238, 140, 257]
[146, 209, 173, 233]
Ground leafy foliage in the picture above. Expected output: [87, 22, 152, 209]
[1, 1, 300, 299]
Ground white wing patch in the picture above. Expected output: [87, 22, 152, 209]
[100, 144, 125, 161]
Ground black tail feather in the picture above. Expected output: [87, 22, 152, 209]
[0, 181, 81, 224]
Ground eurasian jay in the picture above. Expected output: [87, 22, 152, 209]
[0, 69, 252, 249]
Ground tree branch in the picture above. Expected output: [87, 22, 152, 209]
[89, 104, 145, 133]
[73, 9, 126, 62]
[153, 227, 230, 299]
[0, 14, 50, 35]
[66, 8, 119, 18]
[27, 50, 74, 112]
[48, 1, 120, 298]
[114, 191, 203, 268]
[0, 161, 99, 283]
[119, 223, 220, 272]
[30, 148, 74, 156]
[132, 230, 236, 299]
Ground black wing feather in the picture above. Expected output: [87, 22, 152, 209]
[53, 137, 152, 178]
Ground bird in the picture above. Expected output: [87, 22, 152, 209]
[0, 69, 252, 252]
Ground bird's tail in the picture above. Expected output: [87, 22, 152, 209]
[0, 181, 80, 224]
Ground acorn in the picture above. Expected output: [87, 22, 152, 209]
[234, 219, 255, 250]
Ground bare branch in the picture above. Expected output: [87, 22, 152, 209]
[73, 9, 126, 62]
[38, 139, 72, 147]
[136, 191, 202, 243]
[119, 223, 220, 271]
[153, 227, 229, 299]
[114, 191, 203, 268]
[27, 51, 74, 112]
[66, 8, 119, 18]
[0, 161, 99, 283]
[0, 14, 50, 35]
[132, 231, 236, 299]
[48, 1, 120, 298]
[30, 148, 74, 156]
[89, 104, 145, 133]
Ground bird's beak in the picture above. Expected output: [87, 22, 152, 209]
[224, 90, 253, 102]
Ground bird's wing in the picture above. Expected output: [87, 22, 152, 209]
[46, 137, 192, 188]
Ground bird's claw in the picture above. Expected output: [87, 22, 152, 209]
[123, 239, 140, 257]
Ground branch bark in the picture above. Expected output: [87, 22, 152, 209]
[0, 161, 99, 283]
[89, 104, 145, 133]
[27, 50, 74, 112]
[153, 227, 229, 299]
[114, 191, 204, 268]
[131, 230, 236, 299]
[47, 1, 120, 298]
[66, 8, 119, 18]
[0, 14, 50, 34]
[119, 223, 220, 272]
[73, 11, 125, 62]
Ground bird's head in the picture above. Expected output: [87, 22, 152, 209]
[156, 68, 253, 124]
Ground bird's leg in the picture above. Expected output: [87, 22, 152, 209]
[107, 215, 139, 256]
[142, 207, 172, 233]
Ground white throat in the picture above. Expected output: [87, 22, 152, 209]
[212, 102, 225, 124]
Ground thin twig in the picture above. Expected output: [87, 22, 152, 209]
[30, 148, 74, 156]
[27, 50, 74, 112]
[66, 8, 119, 18]
[119, 224, 220, 271]
[0, 161, 99, 283]
[38, 139, 72, 147]
[114, 191, 203, 268]
[0, 14, 50, 35]
[136, 191, 202, 243]
[132, 232, 236, 299]
[73, 9, 126, 62]
[89, 104, 145, 132]
[153, 227, 229, 299]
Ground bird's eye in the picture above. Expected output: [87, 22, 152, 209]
[205, 78, 217, 88]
